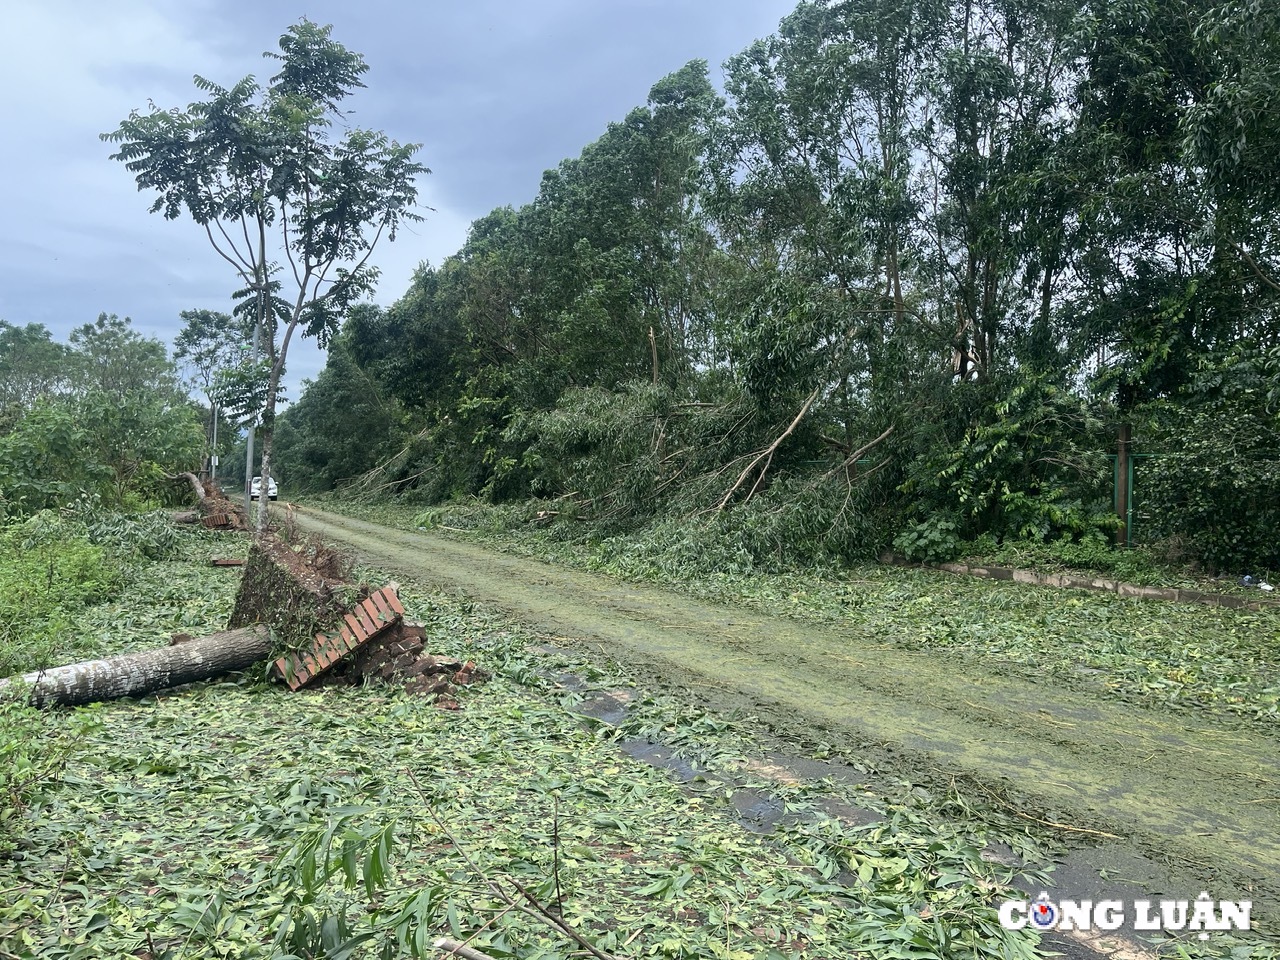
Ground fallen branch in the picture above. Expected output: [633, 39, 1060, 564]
[434, 939, 499, 960]
[715, 386, 821, 512]
[821, 424, 895, 481]
[168, 471, 208, 503]
[969, 779, 1121, 840]
[407, 769, 622, 960]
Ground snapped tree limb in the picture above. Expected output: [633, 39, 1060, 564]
[714, 385, 821, 512]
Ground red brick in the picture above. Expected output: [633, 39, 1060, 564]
[361, 597, 384, 626]
[356, 605, 378, 635]
[370, 591, 392, 619]
[383, 590, 405, 616]
[345, 612, 366, 640]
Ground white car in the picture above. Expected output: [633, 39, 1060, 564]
[250, 476, 278, 501]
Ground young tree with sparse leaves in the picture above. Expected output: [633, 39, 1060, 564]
[173, 308, 253, 479]
[103, 19, 427, 536]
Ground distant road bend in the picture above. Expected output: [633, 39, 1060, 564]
[293, 505, 1280, 918]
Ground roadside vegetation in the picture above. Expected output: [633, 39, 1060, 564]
[271, 0, 1280, 585]
[4, 520, 1274, 959]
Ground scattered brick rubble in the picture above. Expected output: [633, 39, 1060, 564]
[194, 480, 250, 531]
[269, 584, 489, 708]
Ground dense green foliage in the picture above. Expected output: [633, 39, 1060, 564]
[274, 0, 1280, 573]
[0, 316, 204, 518]
[0, 514, 119, 679]
[1136, 344, 1280, 571]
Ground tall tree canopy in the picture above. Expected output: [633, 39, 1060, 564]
[275, 0, 1280, 572]
[103, 19, 427, 536]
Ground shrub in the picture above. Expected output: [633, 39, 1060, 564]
[894, 517, 962, 563]
[1135, 345, 1280, 573]
[66, 497, 184, 561]
[0, 513, 119, 678]
[900, 375, 1114, 543]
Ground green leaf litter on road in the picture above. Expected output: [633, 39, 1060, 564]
[0, 656, 1035, 958]
[1, 522, 1274, 958]
[314, 499, 1280, 729]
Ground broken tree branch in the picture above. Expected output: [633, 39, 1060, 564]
[822, 424, 896, 481]
[169, 471, 208, 503]
[434, 939, 499, 960]
[1227, 239, 1280, 294]
[407, 769, 622, 960]
[715, 386, 821, 512]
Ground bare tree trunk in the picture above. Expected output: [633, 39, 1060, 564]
[0, 625, 273, 707]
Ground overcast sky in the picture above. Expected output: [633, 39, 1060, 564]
[1, 0, 797, 400]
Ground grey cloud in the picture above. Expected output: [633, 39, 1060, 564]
[2, 0, 797, 399]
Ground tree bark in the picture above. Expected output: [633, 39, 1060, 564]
[170, 471, 208, 503]
[434, 939, 499, 960]
[0, 625, 273, 707]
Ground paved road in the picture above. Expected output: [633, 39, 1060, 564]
[294, 506, 1279, 920]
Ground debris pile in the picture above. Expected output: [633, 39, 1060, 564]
[268, 584, 489, 708]
[172, 477, 250, 531]
[198, 480, 250, 530]
[350, 621, 489, 709]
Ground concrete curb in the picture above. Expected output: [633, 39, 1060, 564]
[877, 553, 1278, 612]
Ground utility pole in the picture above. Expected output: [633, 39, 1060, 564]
[1116, 423, 1132, 548]
[211, 402, 218, 483]
[243, 320, 261, 520]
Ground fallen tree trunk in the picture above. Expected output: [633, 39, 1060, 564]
[0, 625, 273, 707]
[170, 471, 208, 503]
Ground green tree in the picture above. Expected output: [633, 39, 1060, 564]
[1136, 343, 1280, 572]
[0, 322, 72, 431]
[1182, 0, 1280, 320]
[103, 19, 427, 536]
[273, 305, 409, 493]
[173, 308, 253, 479]
[0, 403, 107, 518]
[67, 314, 204, 507]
